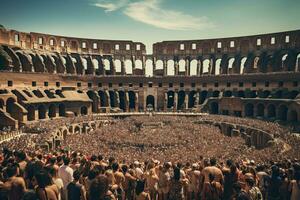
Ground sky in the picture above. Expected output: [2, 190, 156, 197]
[0, 0, 299, 53]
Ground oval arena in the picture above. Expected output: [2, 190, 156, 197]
[0, 26, 300, 199]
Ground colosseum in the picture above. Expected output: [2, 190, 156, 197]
[0, 27, 299, 128]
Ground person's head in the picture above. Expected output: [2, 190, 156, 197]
[135, 180, 145, 195]
[6, 163, 19, 177]
[63, 157, 70, 166]
[230, 164, 237, 175]
[226, 159, 233, 168]
[88, 168, 99, 180]
[112, 162, 119, 172]
[34, 170, 52, 188]
[49, 157, 56, 165]
[91, 155, 97, 162]
[121, 164, 128, 173]
[89, 175, 109, 200]
[73, 170, 81, 181]
[210, 158, 217, 166]
[46, 166, 56, 178]
[17, 151, 26, 161]
[245, 177, 255, 189]
[233, 182, 242, 194]
[173, 167, 180, 181]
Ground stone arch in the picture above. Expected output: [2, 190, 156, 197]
[27, 105, 35, 121]
[281, 54, 288, 70]
[58, 103, 66, 117]
[273, 90, 283, 98]
[135, 59, 143, 69]
[288, 110, 298, 122]
[109, 91, 117, 107]
[267, 104, 276, 119]
[240, 57, 247, 74]
[188, 91, 196, 108]
[82, 57, 88, 71]
[278, 104, 288, 121]
[145, 59, 153, 77]
[128, 91, 136, 110]
[81, 106, 88, 115]
[118, 91, 126, 111]
[253, 56, 259, 69]
[32, 90, 44, 98]
[288, 90, 299, 99]
[6, 97, 16, 115]
[125, 59, 133, 74]
[16, 52, 33, 72]
[0, 98, 4, 109]
[256, 103, 265, 117]
[259, 90, 271, 98]
[98, 91, 109, 107]
[202, 59, 210, 74]
[167, 91, 175, 109]
[114, 59, 122, 73]
[212, 91, 220, 97]
[70, 40, 79, 51]
[215, 59, 221, 75]
[199, 91, 208, 104]
[146, 95, 155, 110]
[74, 125, 81, 134]
[245, 103, 254, 117]
[210, 102, 219, 114]
[48, 104, 56, 118]
[103, 59, 110, 71]
[178, 59, 186, 72]
[177, 91, 185, 110]
[38, 105, 46, 119]
[237, 91, 245, 98]
[92, 58, 99, 71]
[167, 60, 175, 76]
[223, 90, 232, 97]
[228, 58, 235, 73]
[156, 60, 163, 70]
[296, 53, 300, 72]
[190, 59, 198, 76]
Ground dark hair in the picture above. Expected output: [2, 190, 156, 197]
[91, 155, 97, 161]
[233, 182, 242, 192]
[46, 166, 56, 177]
[89, 175, 109, 200]
[246, 178, 255, 187]
[173, 167, 180, 181]
[210, 158, 217, 166]
[112, 162, 119, 171]
[6, 163, 18, 177]
[122, 165, 128, 173]
[73, 170, 81, 181]
[63, 157, 70, 165]
[135, 180, 145, 196]
[49, 157, 56, 165]
[17, 151, 26, 161]
[88, 168, 99, 180]
[34, 170, 52, 188]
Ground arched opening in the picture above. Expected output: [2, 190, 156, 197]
[32, 90, 44, 98]
[92, 59, 99, 70]
[177, 91, 185, 110]
[240, 57, 247, 74]
[228, 58, 235, 73]
[188, 91, 196, 108]
[135, 60, 143, 70]
[118, 91, 126, 111]
[212, 91, 220, 98]
[202, 59, 210, 74]
[6, 98, 16, 115]
[98, 91, 108, 107]
[59, 104, 66, 117]
[199, 91, 208, 104]
[215, 59, 221, 75]
[259, 90, 271, 98]
[167, 91, 175, 109]
[167, 60, 175, 76]
[156, 60, 163, 70]
[273, 90, 283, 98]
[128, 91, 136, 110]
[288, 91, 299, 99]
[145, 59, 153, 77]
[114, 59, 121, 73]
[281, 54, 288, 69]
[178, 59, 185, 72]
[82, 58, 88, 72]
[223, 91, 232, 97]
[27, 105, 35, 121]
[48, 104, 56, 118]
[103, 59, 110, 71]
[146, 95, 155, 110]
[278, 105, 288, 121]
[245, 103, 254, 117]
[267, 104, 276, 119]
[288, 110, 298, 122]
[81, 106, 88, 116]
[38, 105, 46, 119]
[210, 102, 219, 114]
[109, 91, 116, 107]
[296, 53, 300, 72]
[256, 104, 265, 117]
[125, 59, 133, 74]
[74, 126, 81, 134]
[190, 59, 198, 76]
[246, 91, 257, 98]
[0, 99, 4, 109]
[237, 91, 245, 98]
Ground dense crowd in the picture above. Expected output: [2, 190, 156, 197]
[0, 114, 300, 199]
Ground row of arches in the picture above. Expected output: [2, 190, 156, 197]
[27, 103, 66, 121]
[244, 103, 298, 122]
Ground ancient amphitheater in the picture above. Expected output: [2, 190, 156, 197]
[0, 27, 299, 152]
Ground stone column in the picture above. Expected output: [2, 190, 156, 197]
[174, 92, 178, 112]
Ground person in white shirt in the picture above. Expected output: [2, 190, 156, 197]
[58, 157, 73, 200]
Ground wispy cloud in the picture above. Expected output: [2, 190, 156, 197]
[93, 0, 214, 30]
[93, 0, 128, 12]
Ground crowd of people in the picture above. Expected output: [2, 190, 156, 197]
[0, 114, 300, 199]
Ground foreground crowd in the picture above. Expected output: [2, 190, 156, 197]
[0, 149, 300, 200]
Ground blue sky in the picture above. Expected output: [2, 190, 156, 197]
[0, 0, 299, 53]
